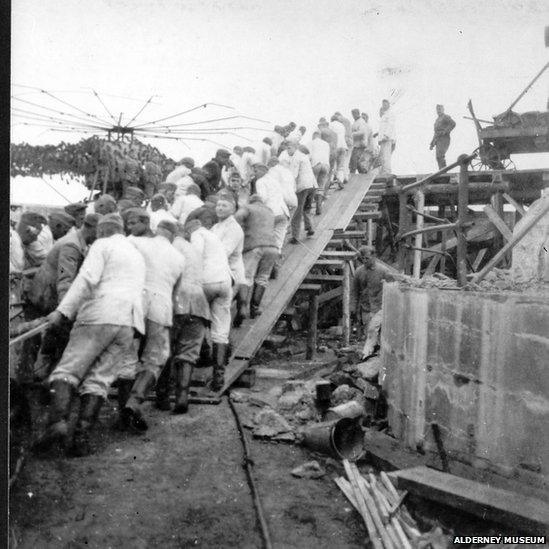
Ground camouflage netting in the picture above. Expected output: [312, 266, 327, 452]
[10, 137, 177, 199]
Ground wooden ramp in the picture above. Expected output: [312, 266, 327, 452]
[217, 169, 379, 395]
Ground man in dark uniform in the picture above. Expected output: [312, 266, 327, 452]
[430, 104, 456, 169]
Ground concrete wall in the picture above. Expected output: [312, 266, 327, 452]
[380, 283, 549, 484]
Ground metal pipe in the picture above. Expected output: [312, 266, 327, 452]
[413, 191, 425, 279]
[401, 153, 476, 193]
[398, 222, 461, 241]
[507, 62, 549, 112]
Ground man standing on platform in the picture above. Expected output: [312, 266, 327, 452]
[350, 109, 374, 174]
[309, 132, 330, 214]
[430, 104, 456, 169]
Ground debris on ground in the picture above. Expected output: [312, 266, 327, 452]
[331, 384, 363, 406]
[291, 460, 326, 479]
[251, 408, 294, 439]
[336, 460, 423, 548]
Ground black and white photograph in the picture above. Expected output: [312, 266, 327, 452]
[8, 0, 549, 547]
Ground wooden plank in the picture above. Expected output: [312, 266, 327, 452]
[484, 204, 513, 242]
[342, 261, 351, 346]
[313, 259, 344, 268]
[331, 230, 367, 239]
[306, 293, 319, 359]
[502, 192, 526, 217]
[304, 274, 343, 283]
[353, 211, 382, 220]
[394, 466, 549, 532]
[320, 250, 357, 259]
[472, 248, 488, 271]
[297, 283, 322, 293]
[318, 287, 343, 305]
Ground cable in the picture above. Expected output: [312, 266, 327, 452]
[227, 395, 273, 549]
[125, 95, 155, 127]
[92, 89, 117, 123]
[140, 114, 270, 131]
[131, 102, 235, 129]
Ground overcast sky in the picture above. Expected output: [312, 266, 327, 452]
[11, 0, 549, 175]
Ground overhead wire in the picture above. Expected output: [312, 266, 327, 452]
[130, 102, 235, 129]
[138, 114, 271, 131]
[92, 89, 117, 123]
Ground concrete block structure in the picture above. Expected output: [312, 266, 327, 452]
[380, 282, 549, 485]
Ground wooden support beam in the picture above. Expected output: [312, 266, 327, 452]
[342, 261, 351, 346]
[297, 283, 322, 293]
[490, 192, 505, 253]
[318, 286, 343, 305]
[472, 248, 488, 272]
[331, 230, 367, 239]
[456, 160, 469, 286]
[313, 259, 344, 268]
[502, 192, 526, 217]
[412, 190, 425, 279]
[353, 211, 382, 220]
[320, 250, 357, 259]
[393, 466, 549, 533]
[483, 205, 513, 242]
[470, 199, 549, 284]
[306, 292, 319, 359]
[304, 274, 344, 283]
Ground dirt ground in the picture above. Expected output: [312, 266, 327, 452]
[9, 349, 366, 549]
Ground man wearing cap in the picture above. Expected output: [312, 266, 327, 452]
[235, 194, 278, 320]
[41, 213, 146, 456]
[185, 219, 232, 392]
[148, 193, 176, 233]
[309, 132, 331, 214]
[122, 207, 154, 237]
[29, 213, 101, 380]
[271, 126, 286, 157]
[202, 149, 232, 195]
[329, 115, 348, 188]
[253, 163, 290, 256]
[278, 140, 317, 243]
[377, 99, 396, 176]
[256, 138, 272, 166]
[24, 212, 75, 268]
[121, 219, 185, 432]
[156, 224, 211, 413]
[336, 112, 353, 183]
[211, 192, 246, 326]
[318, 118, 338, 184]
[430, 104, 456, 169]
[94, 194, 118, 215]
[122, 185, 145, 208]
[64, 202, 87, 229]
[170, 183, 204, 226]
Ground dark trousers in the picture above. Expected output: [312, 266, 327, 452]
[173, 315, 207, 364]
[435, 135, 450, 169]
[291, 188, 315, 239]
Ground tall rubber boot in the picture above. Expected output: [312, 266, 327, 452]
[69, 393, 104, 457]
[173, 361, 194, 414]
[249, 284, 266, 319]
[155, 360, 173, 411]
[34, 380, 74, 452]
[233, 285, 249, 328]
[210, 343, 228, 392]
[123, 370, 156, 433]
[113, 378, 134, 430]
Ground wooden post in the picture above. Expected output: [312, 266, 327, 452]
[397, 189, 409, 272]
[367, 218, 374, 246]
[491, 186, 505, 258]
[342, 260, 351, 346]
[306, 292, 319, 360]
[412, 190, 425, 279]
[456, 159, 469, 286]
[438, 206, 446, 274]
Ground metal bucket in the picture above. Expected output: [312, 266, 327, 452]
[300, 417, 364, 461]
